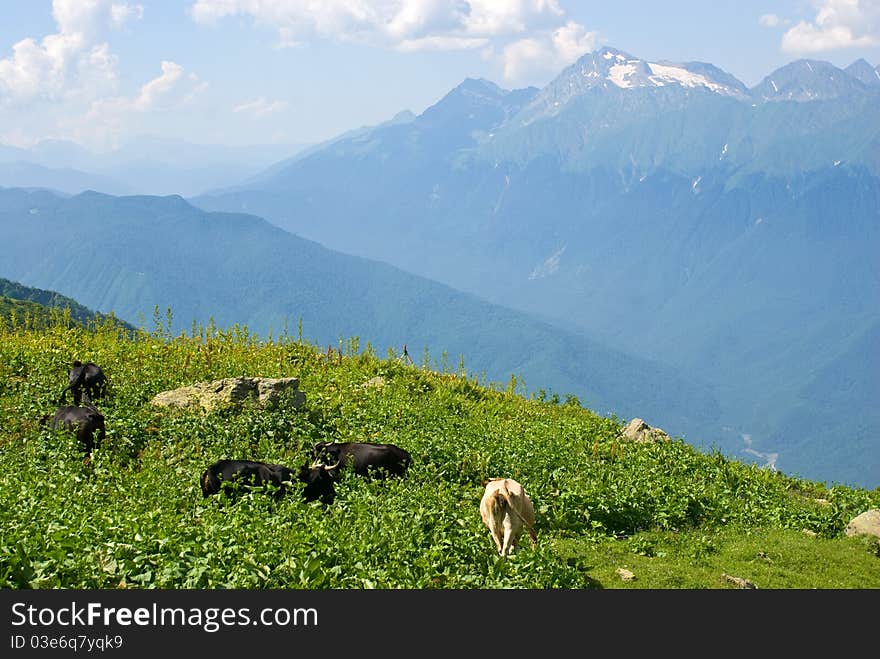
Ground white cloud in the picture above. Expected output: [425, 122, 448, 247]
[233, 96, 289, 118]
[136, 61, 183, 110]
[0, 2, 207, 148]
[110, 3, 145, 30]
[759, 14, 781, 27]
[0, 0, 144, 107]
[498, 21, 598, 83]
[781, 0, 880, 52]
[190, 0, 568, 48]
[189, 0, 592, 84]
[67, 61, 206, 148]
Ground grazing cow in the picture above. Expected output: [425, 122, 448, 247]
[297, 461, 339, 505]
[200, 459, 295, 500]
[59, 360, 108, 406]
[480, 477, 537, 557]
[41, 403, 106, 455]
[311, 441, 412, 479]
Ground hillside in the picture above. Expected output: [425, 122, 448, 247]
[0, 187, 719, 438]
[1, 320, 877, 589]
[192, 48, 880, 488]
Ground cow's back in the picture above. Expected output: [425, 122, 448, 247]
[480, 478, 536, 555]
[317, 441, 411, 477]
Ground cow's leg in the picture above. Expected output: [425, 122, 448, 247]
[491, 520, 504, 555]
[501, 515, 517, 556]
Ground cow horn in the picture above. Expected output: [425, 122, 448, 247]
[323, 459, 341, 471]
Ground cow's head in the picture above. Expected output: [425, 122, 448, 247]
[311, 441, 338, 460]
[69, 361, 85, 385]
[297, 460, 339, 505]
[201, 468, 221, 497]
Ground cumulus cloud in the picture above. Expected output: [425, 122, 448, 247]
[69, 60, 206, 146]
[498, 21, 598, 83]
[110, 3, 145, 29]
[135, 61, 204, 111]
[233, 96, 289, 118]
[189, 0, 594, 83]
[190, 0, 566, 46]
[0, 1, 208, 147]
[190, 0, 564, 48]
[0, 0, 144, 107]
[781, 0, 880, 53]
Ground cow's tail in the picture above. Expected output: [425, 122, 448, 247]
[498, 482, 537, 546]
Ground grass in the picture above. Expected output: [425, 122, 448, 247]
[1, 313, 878, 589]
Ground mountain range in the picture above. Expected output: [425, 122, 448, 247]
[192, 47, 880, 488]
[0, 136, 308, 197]
[0, 46, 876, 488]
[0, 186, 720, 439]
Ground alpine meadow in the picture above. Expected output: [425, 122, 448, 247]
[1, 310, 879, 589]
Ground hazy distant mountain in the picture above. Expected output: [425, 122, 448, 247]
[0, 162, 131, 196]
[0, 136, 309, 197]
[0, 187, 720, 436]
[750, 58, 870, 102]
[193, 47, 880, 488]
[845, 58, 880, 87]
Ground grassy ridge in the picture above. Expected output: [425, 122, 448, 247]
[1, 316, 878, 589]
[0, 277, 136, 332]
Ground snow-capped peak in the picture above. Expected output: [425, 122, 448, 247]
[515, 46, 748, 123]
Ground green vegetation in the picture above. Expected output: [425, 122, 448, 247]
[0, 277, 135, 332]
[1, 312, 878, 589]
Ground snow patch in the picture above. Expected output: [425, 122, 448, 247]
[692, 175, 702, 192]
[770, 79, 778, 93]
[833, 160, 841, 166]
[528, 245, 566, 280]
[755, 217, 764, 225]
[720, 143, 728, 159]
[648, 62, 726, 93]
[608, 63, 636, 88]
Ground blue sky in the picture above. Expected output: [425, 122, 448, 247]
[1, 1, 878, 151]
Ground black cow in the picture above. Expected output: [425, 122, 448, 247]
[41, 403, 106, 455]
[59, 360, 108, 406]
[312, 441, 412, 479]
[200, 459, 296, 500]
[297, 462, 339, 505]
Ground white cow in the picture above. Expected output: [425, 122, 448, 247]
[480, 477, 537, 556]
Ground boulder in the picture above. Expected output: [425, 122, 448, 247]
[620, 418, 670, 443]
[362, 376, 386, 389]
[722, 573, 757, 589]
[615, 567, 636, 582]
[151, 376, 305, 413]
[844, 509, 880, 539]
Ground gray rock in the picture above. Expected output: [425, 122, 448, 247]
[722, 573, 757, 589]
[844, 509, 880, 539]
[620, 418, 670, 443]
[616, 567, 636, 582]
[151, 376, 305, 413]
